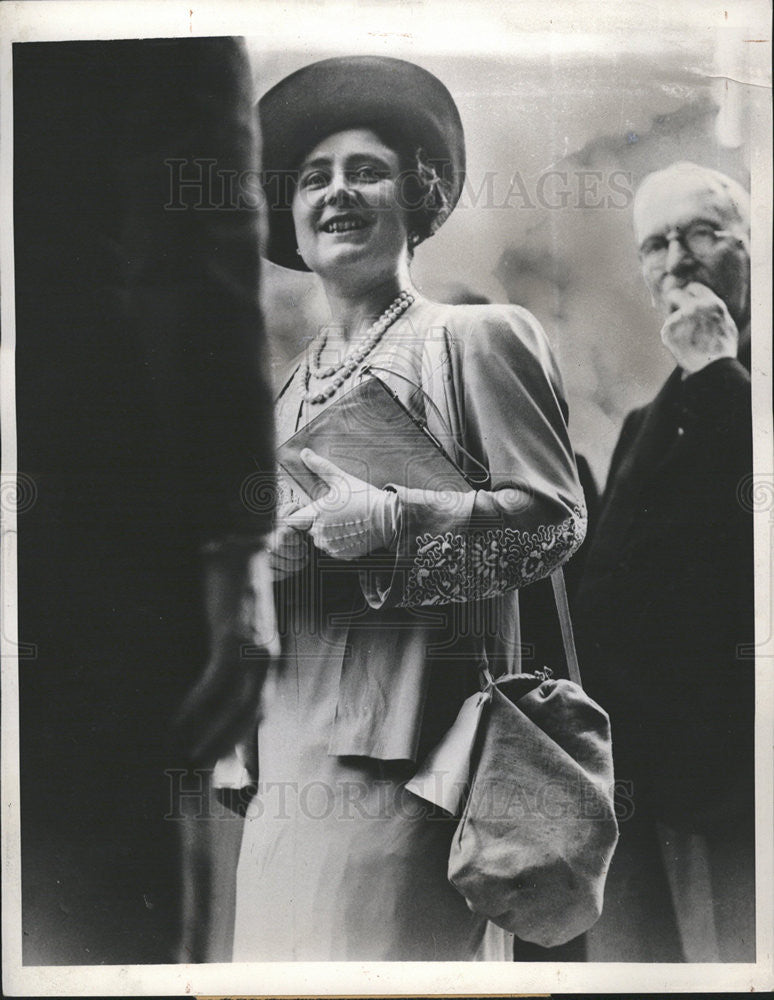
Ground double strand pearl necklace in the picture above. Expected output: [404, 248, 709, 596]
[301, 290, 414, 404]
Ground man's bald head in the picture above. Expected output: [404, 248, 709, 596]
[634, 161, 750, 242]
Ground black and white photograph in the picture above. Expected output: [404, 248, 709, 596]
[1, 1, 772, 995]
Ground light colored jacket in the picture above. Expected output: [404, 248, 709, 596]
[222, 300, 586, 783]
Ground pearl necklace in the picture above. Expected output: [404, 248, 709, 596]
[301, 290, 414, 404]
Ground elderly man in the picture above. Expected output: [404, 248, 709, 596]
[575, 162, 754, 962]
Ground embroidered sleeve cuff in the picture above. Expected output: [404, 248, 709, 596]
[359, 486, 476, 609]
[397, 502, 586, 608]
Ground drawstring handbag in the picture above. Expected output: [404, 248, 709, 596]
[406, 570, 619, 948]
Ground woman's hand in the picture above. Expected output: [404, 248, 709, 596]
[268, 500, 311, 580]
[285, 449, 400, 560]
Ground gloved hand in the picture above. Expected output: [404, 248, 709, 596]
[285, 448, 400, 560]
[267, 500, 311, 580]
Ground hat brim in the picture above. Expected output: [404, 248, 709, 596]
[258, 56, 466, 271]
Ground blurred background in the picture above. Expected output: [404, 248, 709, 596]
[247, 1, 766, 486]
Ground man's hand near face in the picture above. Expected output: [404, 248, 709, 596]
[660, 281, 740, 376]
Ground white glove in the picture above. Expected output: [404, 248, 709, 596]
[267, 500, 311, 580]
[285, 449, 400, 560]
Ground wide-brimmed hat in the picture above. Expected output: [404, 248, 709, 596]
[258, 55, 466, 270]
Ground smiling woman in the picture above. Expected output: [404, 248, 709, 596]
[292, 130, 410, 283]
[225, 55, 588, 962]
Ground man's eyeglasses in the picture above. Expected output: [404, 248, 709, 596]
[639, 223, 734, 264]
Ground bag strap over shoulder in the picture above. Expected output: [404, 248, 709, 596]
[550, 568, 583, 689]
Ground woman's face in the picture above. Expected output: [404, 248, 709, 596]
[292, 128, 410, 285]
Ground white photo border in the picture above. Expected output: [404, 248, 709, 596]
[1, 1, 772, 995]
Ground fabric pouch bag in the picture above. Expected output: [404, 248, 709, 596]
[406, 569, 618, 947]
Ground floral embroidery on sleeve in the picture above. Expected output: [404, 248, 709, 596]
[398, 505, 586, 608]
